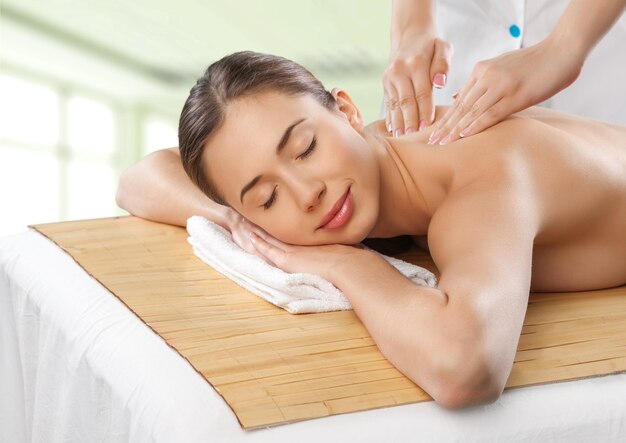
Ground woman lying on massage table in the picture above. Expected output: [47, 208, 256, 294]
[116, 51, 626, 411]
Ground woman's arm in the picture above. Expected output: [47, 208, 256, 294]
[116, 148, 231, 229]
[249, 161, 537, 409]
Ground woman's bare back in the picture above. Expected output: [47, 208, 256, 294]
[506, 108, 626, 291]
[370, 106, 626, 292]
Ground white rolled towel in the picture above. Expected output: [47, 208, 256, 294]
[186, 215, 437, 314]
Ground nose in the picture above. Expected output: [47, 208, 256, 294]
[302, 182, 325, 212]
[288, 175, 325, 212]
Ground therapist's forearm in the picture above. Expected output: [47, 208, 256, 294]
[547, 0, 626, 60]
[390, 0, 437, 50]
[115, 148, 231, 229]
[329, 249, 492, 406]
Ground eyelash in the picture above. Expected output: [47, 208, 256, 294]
[263, 136, 317, 210]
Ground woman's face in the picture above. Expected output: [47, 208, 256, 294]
[203, 88, 381, 245]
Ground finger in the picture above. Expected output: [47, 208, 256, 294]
[251, 249, 277, 267]
[412, 71, 434, 132]
[437, 82, 489, 144]
[430, 38, 452, 93]
[458, 96, 512, 138]
[249, 232, 284, 267]
[385, 76, 418, 136]
[428, 78, 476, 145]
[385, 100, 391, 132]
[383, 82, 402, 136]
[382, 92, 392, 133]
[450, 89, 504, 142]
[252, 229, 291, 251]
[395, 75, 421, 135]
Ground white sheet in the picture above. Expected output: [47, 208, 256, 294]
[1, 229, 625, 443]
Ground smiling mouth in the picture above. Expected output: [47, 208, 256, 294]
[317, 186, 353, 230]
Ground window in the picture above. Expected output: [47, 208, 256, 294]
[0, 73, 59, 146]
[0, 71, 135, 237]
[143, 115, 178, 154]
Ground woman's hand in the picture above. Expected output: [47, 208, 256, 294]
[429, 37, 584, 145]
[223, 208, 278, 265]
[248, 230, 367, 283]
[384, 30, 453, 137]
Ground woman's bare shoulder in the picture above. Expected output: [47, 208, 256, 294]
[365, 106, 452, 136]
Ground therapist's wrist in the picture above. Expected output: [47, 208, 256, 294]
[390, 27, 437, 54]
[544, 28, 589, 67]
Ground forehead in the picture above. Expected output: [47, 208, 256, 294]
[203, 90, 324, 201]
[221, 90, 319, 136]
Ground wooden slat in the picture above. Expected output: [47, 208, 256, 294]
[30, 216, 626, 429]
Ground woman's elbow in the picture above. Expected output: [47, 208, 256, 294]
[435, 379, 502, 410]
[115, 168, 135, 212]
[432, 348, 503, 410]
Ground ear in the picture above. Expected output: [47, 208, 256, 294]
[330, 87, 364, 133]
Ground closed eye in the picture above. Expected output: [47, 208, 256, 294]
[297, 136, 317, 160]
[262, 136, 317, 210]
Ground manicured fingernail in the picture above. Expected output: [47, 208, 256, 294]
[419, 119, 428, 131]
[438, 134, 451, 145]
[433, 73, 447, 89]
[459, 128, 469, 138]
[387, 122, 392, 132]
[428, 127, 443, 144]
[405, 127, 415, 134]
[394, 128, 404, 137]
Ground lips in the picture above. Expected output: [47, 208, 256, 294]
[317, 186, 351, 229]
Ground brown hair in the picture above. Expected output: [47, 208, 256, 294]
[178, 50, 415, 256]
[178, 50, 337, 207]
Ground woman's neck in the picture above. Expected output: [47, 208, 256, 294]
[362, 119, 455, 238]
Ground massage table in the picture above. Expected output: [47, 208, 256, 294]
[1, 217, 625, 442]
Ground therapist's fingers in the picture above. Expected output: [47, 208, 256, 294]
[411, 72, 434, 133]
[412, 72, 435, 133]
[384, 76, 419, 137]
[456, 96, 513, 139]
[384, 101, 392, 133]
[436, 83, 490, 144]
[428, 78, 476, 144]
[443, 89, 503, 144]
[383, 83, 402, 136]
[430, 38, 452, 92]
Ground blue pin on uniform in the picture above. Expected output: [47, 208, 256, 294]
[509, 24, 521, 38]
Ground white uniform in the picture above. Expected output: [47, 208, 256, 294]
[381, 0, 626, 126]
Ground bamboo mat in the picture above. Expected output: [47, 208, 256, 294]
[30, 216, 626, 430]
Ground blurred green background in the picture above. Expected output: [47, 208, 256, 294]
[0, 0, 391, 236]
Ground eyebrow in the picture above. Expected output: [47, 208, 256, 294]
[239, 117, 306, 205]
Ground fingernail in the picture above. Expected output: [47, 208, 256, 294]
[459, 128, 469, 138]
[394, 128, 404, 137]
[419, 119, 428, 131]
[387, 122, 392, 132]
[428, 127, 443, 144]
[452, 91, 459, 100]
[405, 127, 415, 134]
[433, 73, 447, 89]
[439, 134, 451, 145]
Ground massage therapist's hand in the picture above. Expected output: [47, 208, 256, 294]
[430, 37, 584, 145]
[384, 30, 453, 137]
[248, 230, 366, 282]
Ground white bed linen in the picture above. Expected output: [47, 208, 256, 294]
[1, 229, 625, 443]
